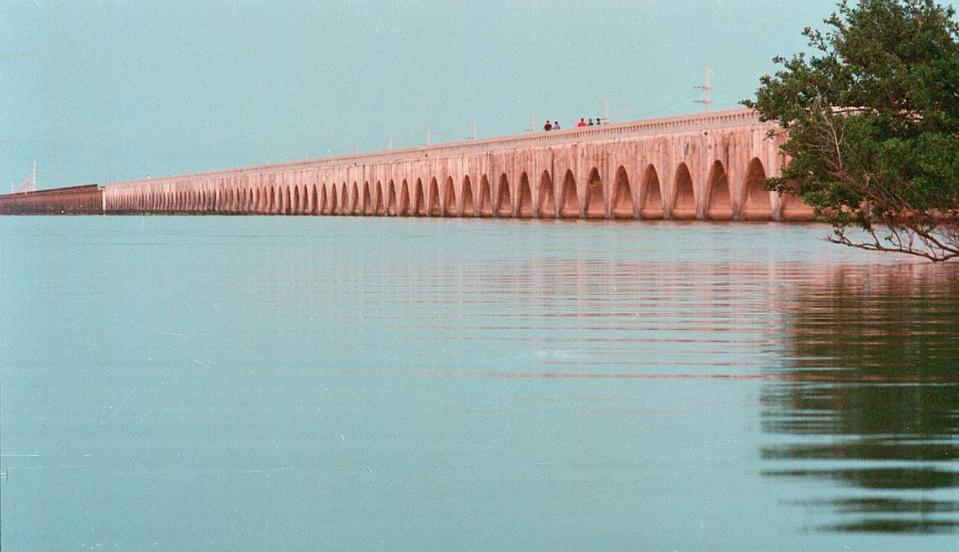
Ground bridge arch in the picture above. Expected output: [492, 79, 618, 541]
[339, 183, 348, 215]
[517, 173, 533, 218]
[742, 158, 772, 220]
[428, 177, 441, 216]
[386, 180, 397, 215]
[640, 164, 664, 219]
[478, 175, 493, 216]
[537, 171, 555, 218]
[461, 175, 475, 216]
[414, 178, 427, 216]
[363, 181, 373, 215]
[612, 166, 634, 218]
[705, 160, 732, 220]
[373, 181, 384, 215]
[349, 182, 359, 214]
[585, 167, 605, 218]
[495, 174, 512, 217]
[671, 162, 696, 219]
[443, 176, 457, 216]
[559, 170, 579, 218]
[399, 179, 411, 215]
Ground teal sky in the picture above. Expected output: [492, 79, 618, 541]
[3, 0, 951, 189]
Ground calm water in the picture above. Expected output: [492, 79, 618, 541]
[1, 216, 957, 551]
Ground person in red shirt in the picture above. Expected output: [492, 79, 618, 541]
[577, 118, 587, 128]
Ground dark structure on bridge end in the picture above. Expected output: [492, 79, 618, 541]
[0, 185, 103, 215]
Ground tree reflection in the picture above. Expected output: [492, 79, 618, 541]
[762, 265, 959, 533]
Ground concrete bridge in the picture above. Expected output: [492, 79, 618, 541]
[55, 109, 818, 220]
[0, 184, 103, 215]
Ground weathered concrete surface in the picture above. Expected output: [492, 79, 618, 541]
[0, 185, 103, 215]
[99, 108, 813, 221]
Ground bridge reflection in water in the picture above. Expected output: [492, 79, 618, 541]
[762, 267, 959, 534]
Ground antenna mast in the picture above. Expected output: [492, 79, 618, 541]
[695, 65, 713, 112]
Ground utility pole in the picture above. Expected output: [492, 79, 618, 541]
[388, 136, 393, 151]
[695, 65, 713, 112]
[604, 98, 610, 124]
[426, 129, 431, 145]
[471, 120, 477, 140]
[530, 112, 537, 133]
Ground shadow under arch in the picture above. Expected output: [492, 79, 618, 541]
[362, 181, 373, 215]
[399, 180, 411, 215]
[461, 176, 475, 216]
[339, 183, 348, 215]
[517, 173, 533, 218]
[743, 158, 773, 220]
[413, 178, 427, 216]
[478, 175, 493, 217]
[559, 170, 579, 218]
[292, 186, 300, 215]
[443, 176, 457, 216]
[538, 171, 556, 218]
[428, 177, 441, 216]
[372, 181, 384, 215]
[585, 167, 605, 218]
[495, 174, 512, 217]
[385, 180, 397, 215]
[640, 164, 664, 219]
[318, 185, 328, 214]
[326, 184, 334, 214]
[671, 162, 696, 219]
[349, 182, 359, 215]
[612, 166, 634, 219]
[705, 160, 733, 220]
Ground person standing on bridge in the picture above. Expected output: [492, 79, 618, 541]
[553, 121, 560, 130]
[577, 118, 587, 128]
[543, 120, 553, 132]
[588, 119, 594, 126]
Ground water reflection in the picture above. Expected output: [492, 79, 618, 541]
[764, 266, 959, 533]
